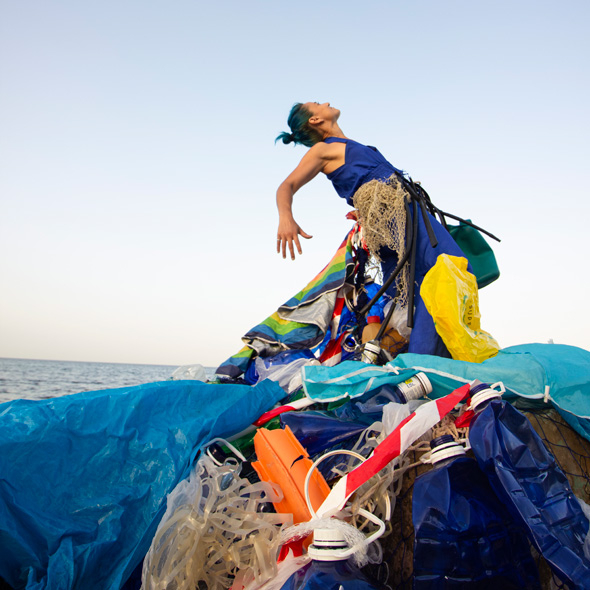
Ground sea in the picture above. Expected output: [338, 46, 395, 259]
[0, 358, 216, 405]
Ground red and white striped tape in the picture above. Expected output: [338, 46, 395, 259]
[253, 396, 314, 427]
[316, 383, 471, 517]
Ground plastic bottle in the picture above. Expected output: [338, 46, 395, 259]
[279, 527, 381, 590]
[468, 383, 590, 589]
[394, 372, 432, 402]
[358, 339, 384, 365]
[412, 435, 541, 589]
[334, 373, 432, 424]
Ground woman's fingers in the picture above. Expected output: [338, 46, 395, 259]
[276, 235, 297, 260]
[277, 227, 312, 260]
[292, 235, 301, 259]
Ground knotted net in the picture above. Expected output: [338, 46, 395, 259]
[352, 175, 410, 308]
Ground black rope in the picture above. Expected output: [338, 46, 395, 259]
[436, 210, 501, 242]
[399, 172, 501, 243]
[358, 173, 500, 327]
[400, 175, 438, 248]
[375, 294, 399, 342]
[407, 198, 419, 328]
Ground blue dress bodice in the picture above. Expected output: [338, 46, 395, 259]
[324, 137, 404, 205]
[324, 136, 467, 357]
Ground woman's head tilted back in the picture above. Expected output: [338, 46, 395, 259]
[276, 103, 323, 148]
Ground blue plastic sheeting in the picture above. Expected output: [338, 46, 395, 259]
[301, 344, 590, 441]
[0, 379, 285, 590]
[301, 361, 419, 402]
[469, 398, 590, 588]
[412, 452, 541, 589]
[391, 343, 590, 440]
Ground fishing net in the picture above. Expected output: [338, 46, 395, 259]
[353, 175, 409, 308]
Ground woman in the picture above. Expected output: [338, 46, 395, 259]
[275, 101, 394, 260]
[275, 101, 467, 356]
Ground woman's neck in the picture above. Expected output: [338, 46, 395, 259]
[320, 122, 347, 140]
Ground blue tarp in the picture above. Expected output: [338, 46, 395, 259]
[0, 379, 285, 590]
[302, 362, 420, 401]
[302, 343, 590, 441]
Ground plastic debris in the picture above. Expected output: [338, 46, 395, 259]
[170, 364, 209, 381]
[252, 427, 331, 526]
[254, 350, 320, 394]
[142, 442, 291, 590]
[469, 382, 590, 589]
[280, 411, 368, 457]
[412, 434, 540, 588]
[278, 524, 382, 589]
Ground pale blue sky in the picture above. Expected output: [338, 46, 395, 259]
[1, 0, 589, 366]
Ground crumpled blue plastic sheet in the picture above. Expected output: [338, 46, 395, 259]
[391, 343, 590, 441]
[301, 344, 590, 442]
[469, 398, 590, 588]
[412, 453, 541, 589]
[0, 378, 285, 590]
[301, 361, 419, 401]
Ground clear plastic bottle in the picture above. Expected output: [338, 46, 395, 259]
[334, 373, 432, 425]
[279, 528, 381, 590]
[412, 434, 541, 589]
[468, 383, 590, 589]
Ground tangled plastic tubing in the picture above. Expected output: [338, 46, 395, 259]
[238, 451, 389, 590]
[280, 450, 388, 568]
[141, 440, 292, 590]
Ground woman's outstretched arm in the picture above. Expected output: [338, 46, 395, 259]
[276, 144, 330, 260]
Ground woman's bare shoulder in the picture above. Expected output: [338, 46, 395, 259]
[289, 141, 345, 177]
[307, 140, 345, 163]
[309, 140, 346, 173]
[309, 140, 344, 156]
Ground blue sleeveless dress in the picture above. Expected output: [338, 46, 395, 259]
[323, 137, 466, 356]
[325, 137, 404, 206]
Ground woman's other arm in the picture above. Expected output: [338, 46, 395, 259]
[276, 143, 334, 260]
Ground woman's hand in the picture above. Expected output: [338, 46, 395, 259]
[277, 217, 312, 260]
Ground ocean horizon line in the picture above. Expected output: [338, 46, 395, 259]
[0, 356, 217, 369]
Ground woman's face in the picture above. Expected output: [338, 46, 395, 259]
[305, 101, 340, 121]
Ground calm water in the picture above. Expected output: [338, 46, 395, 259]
[0, 358, 215, 405]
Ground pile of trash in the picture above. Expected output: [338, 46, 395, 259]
[2, 346, 590, 590]
[144, 348, 590, 590]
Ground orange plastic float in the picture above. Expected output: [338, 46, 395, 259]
[252, 425, 331, 525]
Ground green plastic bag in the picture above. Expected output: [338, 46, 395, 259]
[447, 220, 500, 288]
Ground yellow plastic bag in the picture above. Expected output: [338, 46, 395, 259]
[421, 254, 499, 363]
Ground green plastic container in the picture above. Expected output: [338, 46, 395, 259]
[447, 221, 500, 288]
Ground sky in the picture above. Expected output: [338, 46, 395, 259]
[1, 0, 589, 368]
